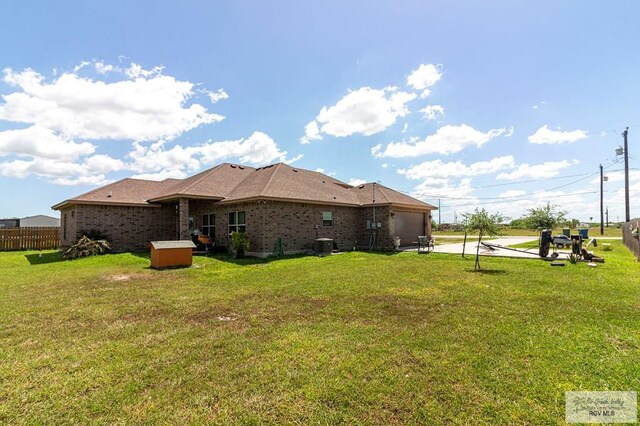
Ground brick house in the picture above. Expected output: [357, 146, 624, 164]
[52, 163, 436, 255]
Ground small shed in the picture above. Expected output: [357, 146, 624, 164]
[150, 240, 196, 269]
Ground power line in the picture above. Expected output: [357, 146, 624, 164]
[439, 190, 600, 208]
[416, 168, 604, 201]
[467, 171, 594, 190]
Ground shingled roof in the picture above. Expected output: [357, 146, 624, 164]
[52, 178, 181, 209]
[149, 163, 255, 202]
[53, 163, 436, 210]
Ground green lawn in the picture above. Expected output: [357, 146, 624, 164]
[1, 244, 639, 424]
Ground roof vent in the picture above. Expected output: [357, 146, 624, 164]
[239, 166, 244, 170]
[107, 191, 113, 198]
[322, 180, 325, 183]
[358, 184, 365, 189]
[293, 168, 298, 172]
[230, 164, 236, 168]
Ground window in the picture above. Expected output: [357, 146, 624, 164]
[63, 213, 67, 240]
[229, 211, 246, 234]
[202, 213, 215, 238]
[322, 211, 333, 227]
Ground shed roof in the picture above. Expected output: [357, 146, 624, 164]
[150, 240, 196, 249]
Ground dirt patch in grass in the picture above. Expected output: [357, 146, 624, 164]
[103, 272, 155, 284]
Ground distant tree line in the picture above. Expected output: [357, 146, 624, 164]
[508, 203, 576, 230]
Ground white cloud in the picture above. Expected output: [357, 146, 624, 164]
[0, 64, 223, 142]
[590, 170, 640, 185]
[303, 86, 416, 141]
[497, 159, 578, 180]
[125, 63, 164, 79]
[381, 163, 388, 168]
[195, 131, 292, 166]
[531, 100, 547, 110]
[402, 123, 409, 133]
[375, 124, 508, 158]
[94, 61, 114, 75]
[412, 177, 478, 207]
[399, 156, 516, 180]
[0, 125, 95, 159]
[348, 178, 367, 186]
[206, 88, 229, 104]
[528, 125, 588, 144]
[406, 64, 442, 98]
[125, 142, 201, 177]
[0, 62, 238, 185]
[127, 131, 299, 179]
[284, 154, 304, 165]
[300, 120, 322, 144]
[0, 154, 122, 185]
[498, 190, 526, 198]
[420, 105, 444, 121]
[130, 169, 188, 181]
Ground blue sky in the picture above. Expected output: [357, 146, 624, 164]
[1, 1, 639, 222]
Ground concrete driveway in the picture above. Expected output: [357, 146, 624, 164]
[408, 235, 604, 260]
[431, 236, 543, 259]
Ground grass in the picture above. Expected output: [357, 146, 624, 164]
[1, 244, 639, 424]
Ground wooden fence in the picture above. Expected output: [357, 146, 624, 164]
[0, 227, 60, 251]
[622, 218, 640, 261]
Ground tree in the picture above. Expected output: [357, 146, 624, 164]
[509, 218, 528, 229]
[462, 208, 504, 270]
[523, 202, 567, 230]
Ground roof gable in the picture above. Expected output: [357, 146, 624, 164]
[149, 163, 255, 201]
[223, 163, 362, 205]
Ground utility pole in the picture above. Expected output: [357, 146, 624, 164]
[623, 127, 630, 222]
[600, 164, 604, 235]
[438, 199, 441, 226]
[606, 206, 609, 228]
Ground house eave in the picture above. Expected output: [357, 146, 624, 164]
[52, 200, 163, 210]
[147, 194, 225, 203]
[219, 196, 361, 208]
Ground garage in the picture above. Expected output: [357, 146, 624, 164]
[394, 211, 425, 247]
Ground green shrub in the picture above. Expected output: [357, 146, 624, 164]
[230, 231, 250, 259]
[63, 236, 111, 259]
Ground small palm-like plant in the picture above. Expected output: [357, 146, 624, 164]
[568, 253, 580, 264]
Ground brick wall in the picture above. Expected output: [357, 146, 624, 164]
[190, 200, 364, 255]
[356, 205, 395, 250]
[60, 207, 78, 247]
[60, 199, 431, 254]
[62, 204, 177, 251]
